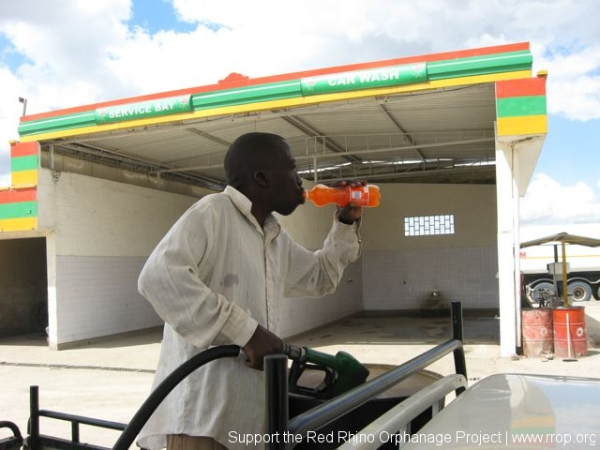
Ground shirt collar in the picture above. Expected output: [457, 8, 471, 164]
[224, 186, 281, 238]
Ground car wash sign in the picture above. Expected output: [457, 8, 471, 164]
[301, 62, 428, 96]
[95, 95, 192, 124]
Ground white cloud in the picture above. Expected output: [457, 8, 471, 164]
[520, 174, 600, 225]
[0, 0, 133, 113]
[170, 0, 600, 122]
[0, 0, 598, 118]
[535, 45, 600, 121]
[1, 0, 599, 219]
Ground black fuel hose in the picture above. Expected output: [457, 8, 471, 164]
[112, 344, 241, 450]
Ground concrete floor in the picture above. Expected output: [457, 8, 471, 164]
[1, 303, 600, 449]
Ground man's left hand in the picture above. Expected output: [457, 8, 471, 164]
[335, 180, 366, 225]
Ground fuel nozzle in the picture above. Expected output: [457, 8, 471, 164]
[282, 343, 369, 399]
[282, 343, 305, 361]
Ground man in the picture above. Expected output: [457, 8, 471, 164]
[137, 132, 362, 450]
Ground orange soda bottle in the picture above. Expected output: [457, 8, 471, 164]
[304, 184, 381, 207]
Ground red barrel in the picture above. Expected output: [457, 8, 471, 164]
[521, 309, 553, 357]
[553, 307, 587, 358]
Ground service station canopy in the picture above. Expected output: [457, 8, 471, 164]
[18, 42, 545, 191]
[521, 233, 600, 249]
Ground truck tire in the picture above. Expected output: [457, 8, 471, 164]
[568, 281, 592, 302]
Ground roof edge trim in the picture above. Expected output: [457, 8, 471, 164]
[21, 42, 530, 123]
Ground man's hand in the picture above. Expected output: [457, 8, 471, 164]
[335, 180, 366, 225]
[242, 324, 284, 370]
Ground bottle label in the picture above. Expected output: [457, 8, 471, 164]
[350, 187, 368, 205]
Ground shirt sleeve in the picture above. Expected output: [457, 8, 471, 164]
[283, 215, 362, 298]
[138, 201, 258, 349]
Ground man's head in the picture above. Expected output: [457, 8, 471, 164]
[224, 132, 305, 220]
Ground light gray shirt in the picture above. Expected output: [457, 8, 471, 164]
[137, 186, 361, 450]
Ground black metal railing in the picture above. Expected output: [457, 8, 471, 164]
[265, 301, 467, 450]
[0, 421, 23, 450]
[19, 302, 466, 450]
[28, 385, 126, 450]
[25, 345, 241, 450]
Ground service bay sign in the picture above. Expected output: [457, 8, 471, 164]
[96, 95, 192, 124]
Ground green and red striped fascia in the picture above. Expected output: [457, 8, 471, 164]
[496, 76, 548, 136]
[19, 42, 534, 138]
[0, 142, 39, 232]
[0, 187, 38, 228]
[11, 140, 39, 172]
[22, 42, 531, 123]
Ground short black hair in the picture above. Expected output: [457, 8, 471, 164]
[224, 132, 287, 189]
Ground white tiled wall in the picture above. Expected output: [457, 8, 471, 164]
[277, 259, 363, 338]
[39, 169, 199, 347]
[42, 172, 501, 346]
[362, 247, 499, 311]
[55, 255, 161, 345]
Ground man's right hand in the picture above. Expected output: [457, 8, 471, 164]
[242, 324, 284, 370]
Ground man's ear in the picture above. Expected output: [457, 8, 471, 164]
[253, 170, 269, 187]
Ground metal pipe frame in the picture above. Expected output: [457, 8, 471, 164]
[0, 421, 23, 450]
[26, 386, 126, 450]
[266, 301, 467, 450]
[24, 346, 241, 450]
[337, 374, 468, 450]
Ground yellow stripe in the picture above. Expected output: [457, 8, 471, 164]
[523, 254, 600, 260]
[511, 416, 555, 428]
[22, 70, 532, 143]
[12, 170, 38, 187]
[0, 217, 38, 232]
[497, 115, 547, 136]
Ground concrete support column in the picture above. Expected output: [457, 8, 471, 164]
[46, 233, 58, 350]
[495, 141, 520, 356]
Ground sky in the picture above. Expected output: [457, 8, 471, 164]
[0, 0, 598, 226]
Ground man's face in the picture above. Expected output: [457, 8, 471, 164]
[266, 143, 305, 216]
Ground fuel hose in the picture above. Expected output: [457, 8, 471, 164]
[112, 345, 241, 450]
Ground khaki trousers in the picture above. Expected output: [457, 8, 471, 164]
[167, 434, 228, 450]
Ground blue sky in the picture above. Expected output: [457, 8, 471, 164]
[131, 0, 196, 34]
[0, 0, 598, 225]
[536, 116, 599, 187]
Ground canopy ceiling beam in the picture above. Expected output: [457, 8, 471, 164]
[378, 104, 426, 161]
[321, 164, 495, 183]
[279, 115, 361, 164]
[49, 142, 223, 188]
[155, 136, 494, 173]
[185, 127, 232, 148]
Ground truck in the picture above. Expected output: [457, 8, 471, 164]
[520, 224, 600, 305]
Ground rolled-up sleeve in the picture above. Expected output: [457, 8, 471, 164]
[138, 203, 258, 348]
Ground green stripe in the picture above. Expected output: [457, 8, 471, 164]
[0, 201, 38, 220]
[300, 63, 427, 96]
[19, 111, 96, 137]
[496, 95, 546, 118]
[96, 95, 192, 124]
[11, 154, 38, 172]
[19, 50, 533, 137]
[192, 81, 302, 110]
[428, 50, 532, 80]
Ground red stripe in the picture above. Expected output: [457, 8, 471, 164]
[10, 142, 39, 158]
[0, 187, 37, 204]
[496, 77, 546, 98]
[23, 42, 530, 122]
